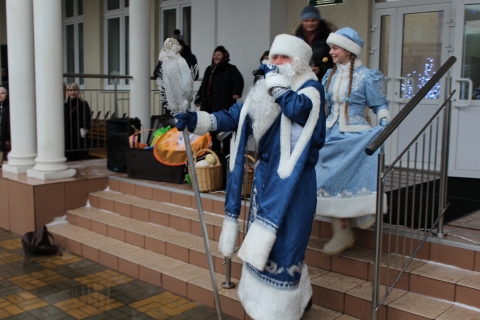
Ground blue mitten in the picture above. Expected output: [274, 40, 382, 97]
[257, 63, 279, 78]
[175, 112, 198, 132]
[379, 118, 389, 127]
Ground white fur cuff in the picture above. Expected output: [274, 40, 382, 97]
[265, 74, 291, 91]
[218, 218, 239, 258]
[193, 111, 211, 136]
[238, 222, 276, 271]
[377, 109, 392, 122]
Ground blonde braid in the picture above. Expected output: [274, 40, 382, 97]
[324, 64, 337, 115]
[345, 54, 356, 120]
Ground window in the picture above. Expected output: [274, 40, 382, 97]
[104, 0, 129, 87]
[63, 0, 84, 85]
[160, 0, 192, 47]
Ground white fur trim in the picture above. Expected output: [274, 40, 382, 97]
[316, 193, 388, 218]
[292, 70, 318, 91]
[264, 74, 291, 91]
[269, 34, 312, 65]
[193, 111, 211, 136]
[218, 218, 239, 258]
[277, 86, 320, 179]
[377, 109, 391, 122]
[229, 102, 250, 172]
[238, 222, 276, 271]
[327, 32, 362, 56]
[238, 263, 312, 320]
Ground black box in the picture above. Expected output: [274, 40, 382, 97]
[125, 148, 185, 184]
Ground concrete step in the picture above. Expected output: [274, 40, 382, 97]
[87, 186, 480, 309]
[60, 203, 480, 319]
[106, 177, 480, 273]
[49, 222, 363, 320]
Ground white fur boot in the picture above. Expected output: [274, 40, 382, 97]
[352, 214, 376, 230]
[322, 218, 356, 255]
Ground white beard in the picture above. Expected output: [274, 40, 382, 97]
[246, 79, 281, 144]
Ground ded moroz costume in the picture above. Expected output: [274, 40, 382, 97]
[175, 34, 326, 320]
[315, 27, 391, 254]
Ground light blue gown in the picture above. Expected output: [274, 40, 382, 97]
[315, 60, 389, 218]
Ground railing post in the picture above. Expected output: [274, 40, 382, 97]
[437, 75, 452, 238]
[371, 151, 385, 320]
[222, 258, 236, 289]
[114, 82, 119, 118]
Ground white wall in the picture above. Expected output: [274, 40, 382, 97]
[192, 0, 286, 100]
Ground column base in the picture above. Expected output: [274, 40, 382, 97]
[2, 164, 34, 174]
[27, 168, 76, 180]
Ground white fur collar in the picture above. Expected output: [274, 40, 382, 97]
[335, 59, 363, 71]
[292, 70, 318, 91]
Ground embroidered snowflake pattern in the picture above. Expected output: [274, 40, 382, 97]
[348, 114, 366, 124]
[265, 260, 285, 275]
[352, 70, 367, 91]
[317, 187, 374, 198]
[287, 261, 304, 277]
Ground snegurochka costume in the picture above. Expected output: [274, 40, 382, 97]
[175, 34, 326, 320]
[315, 27, 391, 255]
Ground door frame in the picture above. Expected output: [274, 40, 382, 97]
[370, 1, 453, 168]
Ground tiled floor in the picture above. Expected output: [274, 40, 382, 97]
[445, 210, 480, 245]
[0, 228, 236, 320]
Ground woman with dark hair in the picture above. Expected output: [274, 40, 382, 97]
[0, 85, 10, 161]
[64, 82, 91, 161]
[195, 45, 244, 155]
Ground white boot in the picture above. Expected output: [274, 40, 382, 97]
[323, 218, 356, 255]
[352, 214, 376, 230]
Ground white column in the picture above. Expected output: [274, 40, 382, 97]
[129, 0, 151, 134]
[2, 0, 37, 174]
[27, 0, 75, 180]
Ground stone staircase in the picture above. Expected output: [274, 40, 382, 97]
[48, 176, 480, 320]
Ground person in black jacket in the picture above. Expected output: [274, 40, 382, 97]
[64, 83, 92, 161]
[293, 5, 335, 80]
[0, 85, 10, 161]
[195, 45, 244, 155]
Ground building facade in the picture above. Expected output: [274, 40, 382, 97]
[0, 0, 478, 180]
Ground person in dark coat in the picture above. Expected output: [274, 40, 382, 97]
[293, 5, 335, 80]
[195, 45, 244, 155]
[64, 82, 92, 161]
[0, 85, 10, 161]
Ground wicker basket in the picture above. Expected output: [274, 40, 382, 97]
[242, 155, 255, 196]
[191, 149, 223, 192]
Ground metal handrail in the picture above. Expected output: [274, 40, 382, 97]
[63, 73, 133, 79]
[366, 56, 457, 155]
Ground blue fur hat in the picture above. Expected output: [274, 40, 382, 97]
[301, 6, 321, 21]
[327, 27, 364, 56]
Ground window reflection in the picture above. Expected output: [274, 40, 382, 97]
[401, 12, 443, 99]
[462, 4, 480, 100]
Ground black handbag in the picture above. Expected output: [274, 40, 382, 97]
[21, 225, 62, 257]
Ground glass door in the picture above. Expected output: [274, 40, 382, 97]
[449, 0, 480, 178]
[371, 4, 451, 167]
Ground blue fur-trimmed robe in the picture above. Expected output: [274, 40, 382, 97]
[213, 71, 326, 320]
